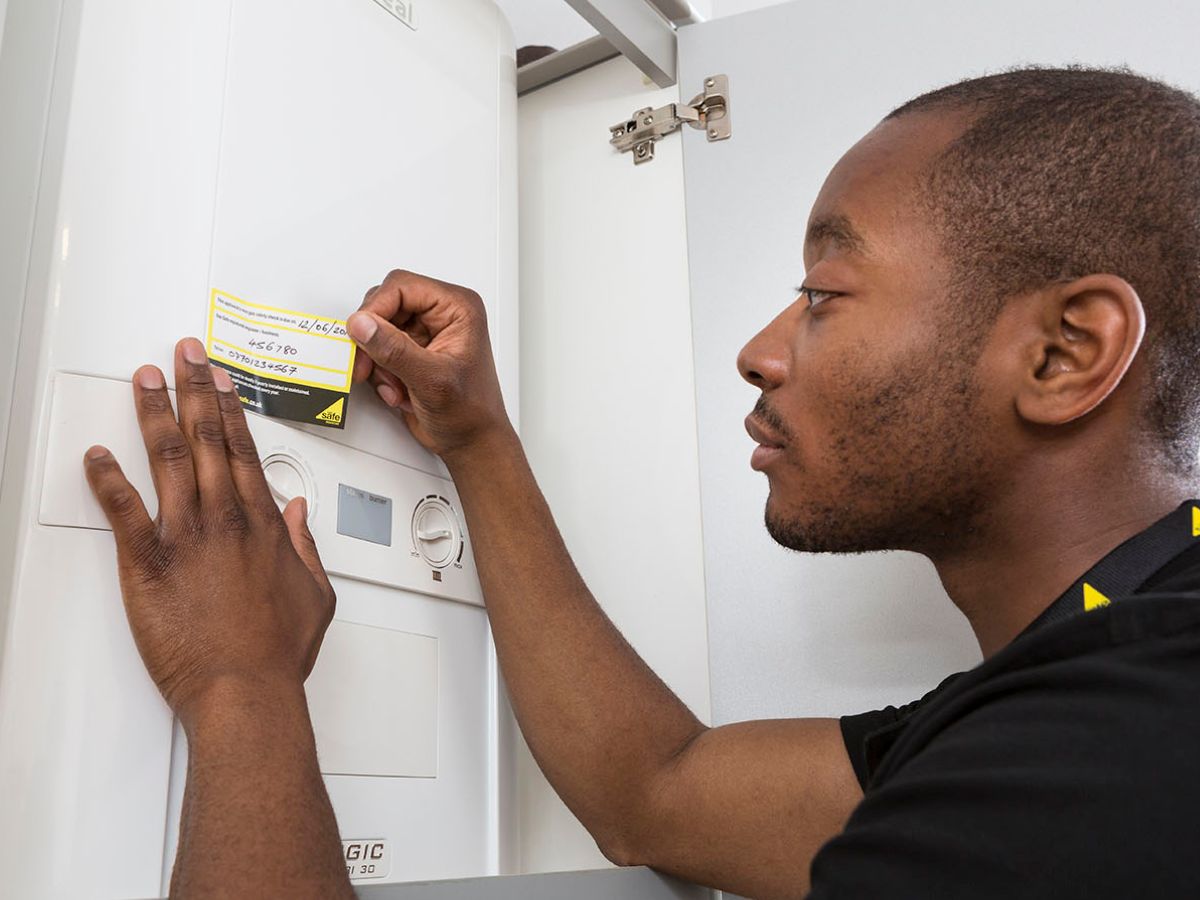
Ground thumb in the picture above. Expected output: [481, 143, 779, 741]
[347, 311, 436, 385]
[282, 497, 333, 594]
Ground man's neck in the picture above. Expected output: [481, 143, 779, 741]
[931, 476, 1197, 658]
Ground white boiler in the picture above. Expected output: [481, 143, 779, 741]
[0, 0, 518, 896]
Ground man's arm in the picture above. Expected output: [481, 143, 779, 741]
[84, 339, 352, 899]
[171, 679, 347, 898]
[349, 271, 863, 899]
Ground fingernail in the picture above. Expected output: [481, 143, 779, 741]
[85, 445, 109, 461]
[181, 338, 207, 365]
[211, 366, 235, 392]
[136, 366, 165, 389]
[377, 384, 399, 406]
[299, 497, 309, 519]
[348, 313, 377, 344]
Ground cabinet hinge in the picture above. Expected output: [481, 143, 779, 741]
[609, 74, 731, 165]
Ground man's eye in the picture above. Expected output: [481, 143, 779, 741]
[796, 286, 840, 309]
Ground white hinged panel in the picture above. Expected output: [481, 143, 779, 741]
[306, 620, 439, 778]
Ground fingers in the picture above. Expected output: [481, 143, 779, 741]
[346, 312, 441, 388]
[351, 270, 479, 385]
[352, 345, 375, 384]
[282, 497, 334, 600]
[211, 366, 275, 515]
[369, 367, 413, 412]
[357, 269, 446, 322]
[133, 364, 198, 522]
[83, 445, 156, 550]
[282, 498, 336, 676]
[352, 285, 378, 384]
[174, 339, 237, 510]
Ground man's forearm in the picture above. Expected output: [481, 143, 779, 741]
[170, 678, 353, 899]
[445, 428, 706, 858]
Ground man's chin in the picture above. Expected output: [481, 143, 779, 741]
[764, 501, 887, 555]
[765, 514, 836, 553]
[764, 502, 828, 552]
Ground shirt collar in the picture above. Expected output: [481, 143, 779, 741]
[1018, 499, 1200, 638]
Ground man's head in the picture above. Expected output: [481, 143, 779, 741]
[738, 66, 1200, 556]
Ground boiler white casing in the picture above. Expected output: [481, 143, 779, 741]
[0, 0, 519, 896]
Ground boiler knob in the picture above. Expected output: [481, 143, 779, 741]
[412, 497, 460, 569]
[262, 454, 312, 516]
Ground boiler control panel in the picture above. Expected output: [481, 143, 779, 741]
[39, 372, 484, 608]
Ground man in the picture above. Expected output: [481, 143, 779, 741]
[84, 66, 1200, 898]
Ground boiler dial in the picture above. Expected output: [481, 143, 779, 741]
[411, 496, 462, 569]
[262, 453, 313, 519]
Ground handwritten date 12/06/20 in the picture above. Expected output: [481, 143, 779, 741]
[297, 318, 348, 338]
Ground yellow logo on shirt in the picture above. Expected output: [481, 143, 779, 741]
[1192, 505, 1200, 537]
[1083, 582, 1111, 612]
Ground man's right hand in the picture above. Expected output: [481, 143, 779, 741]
[347, 269, 514, 461]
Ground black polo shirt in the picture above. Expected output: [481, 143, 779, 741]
[807, 500, 1200, 899]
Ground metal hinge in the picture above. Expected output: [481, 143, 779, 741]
[609, 74, 731, 165]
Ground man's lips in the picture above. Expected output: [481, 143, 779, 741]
[745, 415, 785, 448]
[745, 415, 786, 471]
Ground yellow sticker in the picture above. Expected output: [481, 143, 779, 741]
[205, 288, 356, 429]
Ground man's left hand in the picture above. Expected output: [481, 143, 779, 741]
[82, 337, 336, 729]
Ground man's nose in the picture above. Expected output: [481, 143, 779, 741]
[737, 307, 795, 390]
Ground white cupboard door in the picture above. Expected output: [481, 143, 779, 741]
[676, 1, 1200, 727]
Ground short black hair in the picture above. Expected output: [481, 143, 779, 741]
[888, 66, 1200, 473]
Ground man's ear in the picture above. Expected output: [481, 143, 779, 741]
[1013, 274, 1146, 427]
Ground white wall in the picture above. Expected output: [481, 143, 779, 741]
[517, 55, 711, 872]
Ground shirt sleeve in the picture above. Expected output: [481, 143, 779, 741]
[838, 707, 907, 789]
[839, 673, 963, 790]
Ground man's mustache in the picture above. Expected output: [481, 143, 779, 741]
[752, 395, 793, 444]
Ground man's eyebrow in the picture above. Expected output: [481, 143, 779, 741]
[804, 214, 869, 256]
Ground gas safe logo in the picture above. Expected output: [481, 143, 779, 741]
[371, 0, 416, 30]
